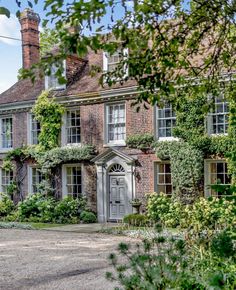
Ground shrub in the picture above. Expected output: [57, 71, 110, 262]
[0, 194, 14, 217]
[126, 134, 155, 150]
[18, 193, 55, 222]
[54, 195, 82, 224]
[147, 193, 236, 230]
[123, 213, 148, 226]
[147, 193, 185, 227]
[80, 211, 97, 223]
[184, 197, 236, 230]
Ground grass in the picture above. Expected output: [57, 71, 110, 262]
[0, 221, 67, 230]
[28, 223, 66, 229]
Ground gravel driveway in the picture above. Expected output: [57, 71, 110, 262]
[0, 229, 132, 290]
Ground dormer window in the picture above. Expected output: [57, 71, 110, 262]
[103, 48, 128, 78]
[45, 61, 66, 90]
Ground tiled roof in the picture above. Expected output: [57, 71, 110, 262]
[0, 50, 137, 106]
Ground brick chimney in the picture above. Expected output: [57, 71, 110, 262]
[19, 9, 40, 69]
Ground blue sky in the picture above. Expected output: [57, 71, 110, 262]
[0, 1, 51, 93]
[0, 0, 131, 93]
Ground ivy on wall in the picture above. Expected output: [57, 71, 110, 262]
[156, 141, 203, 201]
[32, 90, 65, 150]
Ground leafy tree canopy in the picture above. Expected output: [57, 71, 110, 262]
[2, 0, 236, 104]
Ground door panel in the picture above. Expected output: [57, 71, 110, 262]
[109, 176, 127, 220]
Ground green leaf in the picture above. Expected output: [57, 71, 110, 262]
[0, 7, 10, 18]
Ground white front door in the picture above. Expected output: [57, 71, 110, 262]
[109, 176, 126, 220]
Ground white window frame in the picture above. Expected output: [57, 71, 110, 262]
[105, 102, 126, 146]
[27, 166, 44, 195]
[103, 48, 129, 79]
[45, 60, 66, 91]
[0, 168, 14, 194]
[154, 162, 172, 195]
[204, 159, 231, 197]
[0, 115, 13, 152]
[62, 164, 83, 198]
[207, 97, 229, 136]
[155, 104, 177, 141]
[61, 109, 81, 146]
[27, 113, 40, 145]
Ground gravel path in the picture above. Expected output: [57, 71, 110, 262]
[0, 229, 132, 290]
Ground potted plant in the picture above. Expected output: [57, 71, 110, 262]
[130, 198, 142, 214]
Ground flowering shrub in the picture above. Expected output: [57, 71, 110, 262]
[18, 193, 56, 223]
[147, 193, 236, 230]
[0, 194, 14, 217]
[147, 193, 185, 227]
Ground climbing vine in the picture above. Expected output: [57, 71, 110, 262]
[155, 83, 236, 198]
[32, 90, 65, 150]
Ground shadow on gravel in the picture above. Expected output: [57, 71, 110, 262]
[5, 267, 107, 289]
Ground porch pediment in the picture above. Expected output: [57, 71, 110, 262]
[91, 148, 136, 165]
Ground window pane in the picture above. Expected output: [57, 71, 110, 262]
[209, 97, 229, 135]
[66, 166, 82, 198]
[66, 110, 81, 144]
[157, 163, 172, 195]
[107, 104, 126, 143]
[157, 104, 176, 138]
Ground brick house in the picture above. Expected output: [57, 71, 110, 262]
[0, 9, 231, 222]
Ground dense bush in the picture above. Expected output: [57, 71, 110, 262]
[54, 195, 86, 224]
[18, 193, 55, 223]
[147, 192, 236, 230]
[16, 194, 94, 224]
[123, 213, 148, 226]
[80, 211, 97, 223]
[126, 133, 155, 150]
[0, 194, 15, 217]
[147, 193, 186, 227]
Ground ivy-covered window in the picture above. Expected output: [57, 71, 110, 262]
[0, 117, 13, 149]
[106, 103, 126, 144]
[156, 104, 176, 139]
[1, 169, 13, 193]
[156, 163, 172, 195]
[208, 97, 229, 135]
[205, 160, 231, 196]
[29, 167, 44, 194]
[66, 109, 81, 144]
[30, 114, 40, 145]
[64, 165, 82, 198]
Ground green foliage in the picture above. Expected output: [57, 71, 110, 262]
[32, 90, 64, 150]
[2, 160, 15, 172]
[210, 230, 235, 258]
[126, 134, 154, 150]
[80, 211, 97, 223]
[0, 194, 15, 217]
[15, 194, 90, 224]
[54, 195, 85, 224]
[156, 142, 203, 199]
[123, 213, 148, 227]
[185, 197, 236, 231]
[18, 193, 56, 223]
[40, 28, 60, 56]
[147, 193, 185, 227]
[147, 193, 236, 231]
[39, 145, 96, 173]
[107, 229, 236, 289]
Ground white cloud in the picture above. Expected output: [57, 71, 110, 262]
[0, 79, 16, 93]
[0, 14, 21, 45]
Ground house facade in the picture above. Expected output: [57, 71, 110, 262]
[0, 9, 231, 222]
